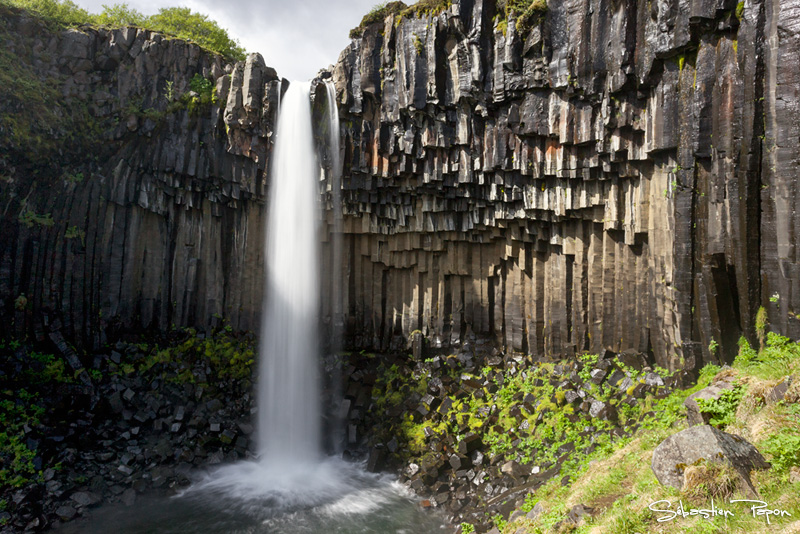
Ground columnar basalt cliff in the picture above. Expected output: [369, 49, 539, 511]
[328, 0, 800, 371]
[1, 0, 800, 373]
[0, 5, 282, 348]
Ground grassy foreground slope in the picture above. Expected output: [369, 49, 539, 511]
[490, 333, 800, 534]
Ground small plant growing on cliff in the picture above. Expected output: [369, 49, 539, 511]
[14, 294, 27, 311]
[496, 0, 548, 34]
[65, 225, 86, 246]
[189, 73, 213, 96]
[413, 33, 424, 55]
[18, 210, 54, 228]
[755, 305, 768, 348]
[61, 170, 84, 183]
[164, 80, 175, 102]
[708, 337, 719, 356]
[184, 73, 216, 113]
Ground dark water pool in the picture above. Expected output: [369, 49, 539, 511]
[56, 459, 448, 534]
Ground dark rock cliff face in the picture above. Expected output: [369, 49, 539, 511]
[329, 0, 800, 370]
[0, 8, 280, 349]
[2, 0, 800, 373]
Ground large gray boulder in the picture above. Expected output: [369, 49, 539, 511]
[651, 425, 770, 497]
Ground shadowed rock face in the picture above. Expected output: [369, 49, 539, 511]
[2, 0, 800, 372]
[0, 7, 278, 349]
[325, 0, 800, 370]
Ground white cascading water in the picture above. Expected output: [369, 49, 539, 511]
[325, 80, 343, 351]
[186, 81, 339, 504]
[324, 80, 346, 454]
[258, 81, 321, 465]
[175, 81, 444, 533]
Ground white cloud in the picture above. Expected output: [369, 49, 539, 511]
[72, 0, 381, 80]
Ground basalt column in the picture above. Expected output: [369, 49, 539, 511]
[327, 0, 800, 371]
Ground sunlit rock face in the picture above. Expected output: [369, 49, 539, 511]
[326, 0, 800, 371]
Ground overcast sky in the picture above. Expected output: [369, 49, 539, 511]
[72, 0, 382, 80]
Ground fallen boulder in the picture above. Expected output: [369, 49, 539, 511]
[651, 425, 770, 497]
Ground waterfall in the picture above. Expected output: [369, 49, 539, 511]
[325, 80, 343, 353]
[182, 80, 439, 529]
[323, 80, 346, 454]
[258, 81, 321, 465]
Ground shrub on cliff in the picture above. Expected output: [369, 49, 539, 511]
[146, 7, 245, 61]
[1, 0, 246, 61]
[94, 2, 145, 26]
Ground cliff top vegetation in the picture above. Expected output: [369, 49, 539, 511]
[0, 0, 246, 60]
[349, 0, 453, 39]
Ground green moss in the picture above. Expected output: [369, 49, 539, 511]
[18, 210, 54, 228]
[65, 225, 86, 246]
[135, 326, 256, 386]
[413, 33, 424, 55]
[401, 0, 451, 19]
[496, 0, 548, 34]
[735, 1, 745, 20]
[496, 17, 507, 36]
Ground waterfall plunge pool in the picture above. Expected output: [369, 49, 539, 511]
[55, 458, 448, 533]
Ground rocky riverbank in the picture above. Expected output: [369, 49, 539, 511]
[0, 329, 258, 532]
